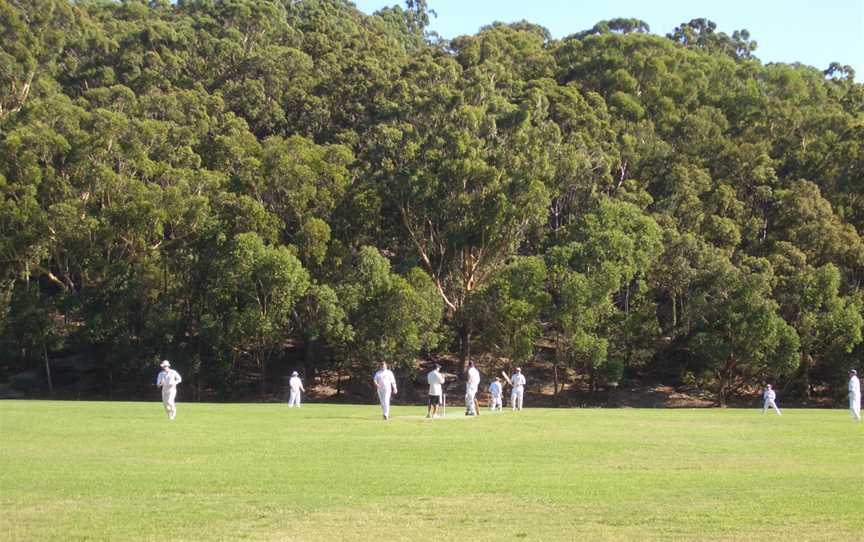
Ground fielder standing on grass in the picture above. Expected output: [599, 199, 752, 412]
[849, 369, 861, 421]
[426, 364, 445, 418]
[156, 360, 182, 420]
[465, 360, 481, 416]
[762, 384, 781, 415]
[488, 376, 503, 411]
[374, 361, 398, 420]
[510, 367, 526, 411]
[288, 371, 305, 408]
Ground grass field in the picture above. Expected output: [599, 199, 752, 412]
[1, 401, 862, 541]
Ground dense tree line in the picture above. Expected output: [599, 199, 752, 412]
[1, 0, 862, 405]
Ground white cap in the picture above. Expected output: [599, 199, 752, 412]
[160, 360, 171, 368]
[515, 367, 522, 372]
[291, 371, 298, 376]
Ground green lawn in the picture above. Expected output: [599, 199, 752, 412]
[1, 401, 862, 541]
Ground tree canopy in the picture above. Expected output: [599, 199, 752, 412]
[1, 0, 862, 404]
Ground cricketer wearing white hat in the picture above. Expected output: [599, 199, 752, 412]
[373, 362, 398, 420]
[155, 360, 182, 420]
[849, 369, 861, 421]
[761, 384, 781, 415]
[510, 367, 526, 411]
[288, 371, 305, 408]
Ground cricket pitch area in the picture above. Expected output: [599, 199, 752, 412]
[2, 401, 862, 541]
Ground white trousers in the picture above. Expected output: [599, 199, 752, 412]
[378, 389, 392, 419]
[465, 386, 477, 414]
[489, 394, 502, 411]
[162, 387, 177, 420]
[511, 387, 524, 410]
[851, 394, 861, 421]
[288, 390, 301, 407]
[762, 399, 781, 415]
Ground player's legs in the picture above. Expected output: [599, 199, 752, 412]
[165, 388, 177, 419]
[771, 400, 781, 415]
[379, 389, 391, 419]
[465, 389, 477, 415]
[852, 396, 862, 420]
[516, 388, 524, 410]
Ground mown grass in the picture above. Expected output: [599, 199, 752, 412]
[1, 400, 862, 541]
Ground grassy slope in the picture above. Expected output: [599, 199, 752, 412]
[1, 401, 862, 541]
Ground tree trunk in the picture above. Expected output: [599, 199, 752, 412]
[671, 292, 677, 328]
[304, 339, 317, 378]
[717, 370, 727, 407]
[553, 362, 559, 397]
[259, 352, 267, 400]
[43, 343, 53, 396]
[459, 324, 472, 373]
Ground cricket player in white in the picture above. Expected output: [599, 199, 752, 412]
[510, 367, 526, 411]
[373, 361, 398, 420]
[761, 384, 781, 415]
[288, 371, 305, 408]
[426, 364, 445, 418]
[156, 360, 182, 420]
[849, 369, 861, 421]
[465, 361, 481, 416]
[488, 377, 503, 411]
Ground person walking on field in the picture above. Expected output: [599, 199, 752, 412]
[465, 361, 481, 416]
[510, 367, 526, 411]
[374, 361, 398, 420]
[762, 384, 781, 415]
[288, 371, 305, 408]
[426, 364, 445, 418]
[849, 369, 861, 421]
[156, 360, 182, 420]
[488, 377, 503, 411]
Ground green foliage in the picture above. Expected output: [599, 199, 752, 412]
[335, 247, 443, 374]
[1, 0, 862, 402]
[472, 256, 549, 363]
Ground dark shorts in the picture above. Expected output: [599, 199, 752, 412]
[428, 395, 441, 406]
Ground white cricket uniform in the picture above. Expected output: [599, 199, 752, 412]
[428, 370, 444, 397]
[465, 367, 480, 414]
[374, 369, 397, 419]
[288, 376, 304, 407]
[762, 388, 781, 415]
[488, 381, 503, 411]
[511, 373, 526, 410]
[850, 375, 861, 421]
[156, 369, 182, 420]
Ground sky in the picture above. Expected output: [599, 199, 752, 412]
[353, 0, 864, 79]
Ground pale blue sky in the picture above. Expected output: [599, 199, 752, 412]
[354, 0, 864, 79]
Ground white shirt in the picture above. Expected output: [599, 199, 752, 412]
[156, 369, 182, 389]
[427, 370, 444, 396]
[763, 388, 776, 401]
[511, 373, 526, 388]
[374, 369, 397, 393]
[488, 381, 502, 396]
[467, 367, 480, 387]
[289, 376, 303, 392]
[850, 376, 861, 397]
